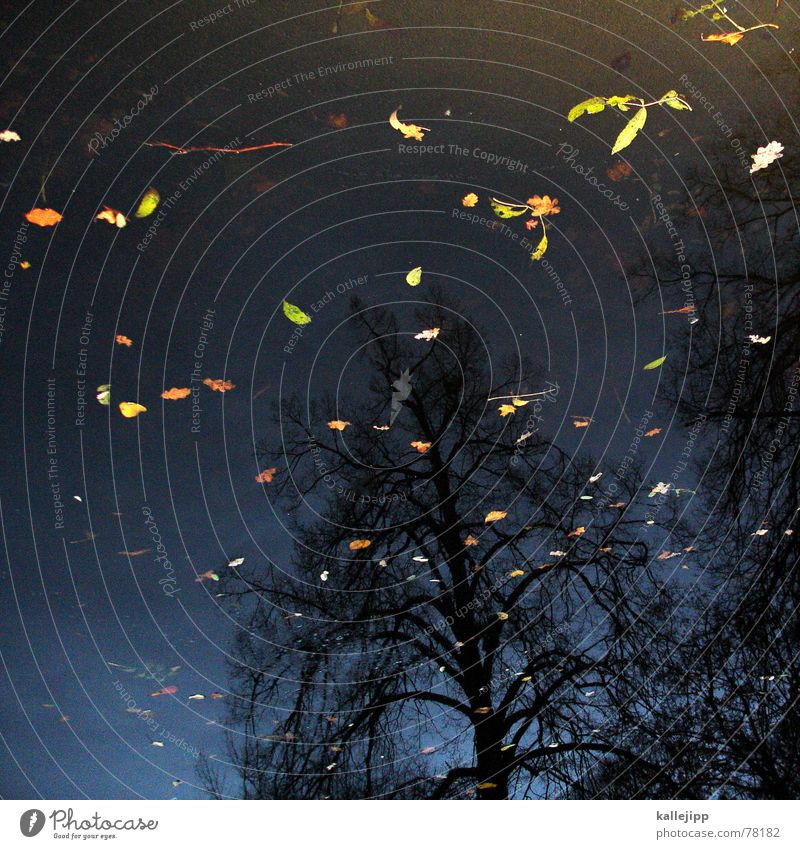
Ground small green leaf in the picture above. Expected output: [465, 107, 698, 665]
[567, 96, 606, 123]
[283, 300, 311, 325]
[662, 90, 691, 110]
[611, 106, 647, 155]
[606, 95, 639, 112]
[490, 199, 528, 219]
[530, 230, 548, 261]
[643, 355, 667, 371]
[406, 266, 422, 286]
[134, 187, 160, 218]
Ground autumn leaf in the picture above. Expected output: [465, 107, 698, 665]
[485, 510, 507, 522]
[20, 260, 30, 269]
[0, 129, 21, 142]
[530, 230, 548, 261]
[365, 7, 395, 29]
[611, 106, 647, 154]
[525, 217, 539, 230]
[406, 266, 422, 286]
[210, 692, 225, 699]
[118, 548, 150, 556]
[389, 107, 429, 142]
[327, 420, 351, 431]
[645, 427, 662, 437]
[497, 611, 509, 620]
[349, 539, 372, 550]
[490, 198, 528, 218]
[161, 387, 191, 400]
[195, 570, 219, 583]
[119, 401, 146, 418]
[25, 207, 62, 227]
[509, 569, 525, 578]
[411, 440, 431, 453]
[568, 526, 586, 537]
[414, 327, 440, 340]
[573, 416, 591, 427]
[643, 355, 667, 370]
[255, 467, 277, 483]
[473, 707, 491, 715]
[327, 112, 348, 129]
[203, 377, 235, 392]
[150, 685, 178, 697]
[606, 161, 633, 181]
[96, 385, 111, 405]
[512, 397, 530, 407]
[464, 534, 479, 546]
[372, 424, 390, 431]
[96, 206, 127, 227]
[498, 404, 517, 417]
[526, 195, 560, 216]
[134, 187, 160, 218]
[283, 300, 312, 325]
[661, 305, 696, 315]
[115, 334, 133, 347]
[420, 746, 436, 755]
[701, 31, 745, 45]
[462, 192, 478, 207]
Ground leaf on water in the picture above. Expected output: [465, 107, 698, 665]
[572, 416, 591, 427]
[96, 385, 111, 405]
[96, 206, 127, 227]
[568, 526, 586, 537]
[414, 327, 440, 340]
[406, 266, 422, 286]
[373, 424, 391, 431]
[115, 334, 133, 347]
[490, 198, 528, 218]
[0, 129, 21, 142]
[567, 96, 607, 122]
[701, 31, 745, 45]
[327, 420, 351, 431]
[611, 106, 647, 154]
[497, 611, 509, 620]
[119, 401, 146, 418]
[255, 467, 277, 483]
[283, 300, 312, 324]
[150, 685, 178, 697]
[134, 187, 160, 218]
[411, 440, 431, 453]
[662, 90, 691, 110]
[498, 404, 517, 417]
[462, 192, 478, 207]
[509, 569, 525, 577]
[643, 355, 666, 370]
[389, 107, 429, 141]
[645, 427, 662, 437]
[349, 539, 372, 550]
[195, 571, 219, 583]
[530, 230, 548, 261]
[188, 693, 206, 699]
[203, 378, 235, 392]
[485, 510, 507, 522]
[464, 534, 479, 546]
[161, 387, 191, 400]
[25, 207, 62, 226]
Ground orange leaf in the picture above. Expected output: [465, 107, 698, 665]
[150, 685, 178, 697]
[414, 328, 440, 341]
[526, 194, 560, 216]
[508, 569, 525, 577]
[25, 207, 62, 226]
[115, 334, 133, 347]
[255, 467, 277, 483]
[464, 534, 479, 546]
[161, 387, 191, 400]
[203, 377, 235, 392]
[349, 539, 371, 550]
[498, 404, 517, 417]
[411, 440, 431, 453]
[661, 305, 696, 315]
[327, 112, 348, 129]
[701, 31, 745, 45]
[20, 260, 30, 269]
[568, 526, 586, 537]
[96, 206, 127, 227]
[327, 420, 351, 431]
[485, 510, 507, 522]
[209, 692, 225, 699]
[461, 192, 479, 207]
[389, 107, 429, 142]
[645, 427, 662, 437]
[572, 416, 592, 428]
[473, 707, 491, 715]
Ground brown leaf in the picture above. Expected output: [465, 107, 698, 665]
[203, 377, 235, 392]
[567, 526, 586, 537]
[255, 467, 277, 483]
[645, 427, 662, 437]
[161, 387, 191, 400]
[701, 31, 746, 45]
[349, 539, 372, 550]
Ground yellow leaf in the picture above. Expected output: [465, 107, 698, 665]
[462, 192, 478, 207]
[349, 539, 371, 550]
[406, 266, 422, 286]
[485, 510, 507, 522]
[411, 440, 431, 453]
[498, 404, 516, 417]
[134, 187, 160, 218]
[701, 31, 745, 45]
[611, 106, 647, 155]
[509, 569, 525, 577]
[283, 300, 312, 325]
[327, 420, 351, 431]
[530, 229, 548, 261]
[119, 402, 146, 418]
[477, 782, 498, 789]
[497, 611, 509, 620]
[512, 397, 530, 406]
[473, 707, 491, 715]
[389, 106, 429, 142]
[568, 526, 586, 537]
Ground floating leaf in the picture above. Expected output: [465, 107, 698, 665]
[203, 377, 235, 392]
[389, 107, 429, 142]
[414, 327, 440, 340]
[498, 404, 517, 417]
[643, 355, 666, 371]
[327, 420, 351, 431]
[567, 96, 606, 122]
[411, 440, 431, 453]
[255, 467, 277, 483]
[662, 90, 691, 110]
[161, 387, 191, 400]
[20, 260, 30, 269]
[530, 230, 548, 261]
[701, 31, 745, 45]
[462, 192, 478, 207]
[25, 207, 62, 226]
[188, 693, 206, 699]
[611, 106, 647, 155]
[490, 198, 528, 218]
[349, 539, 372, 550]
[464, 534, 479, 546]
[150, 685, 178, 697]
[119, 401, 146, 418]
[115, 334, 133, 347]
[0, 129, 21, 142]
[509, 569, 525, 578]
[195, 571, 219, 583]
[497, 611, 509, 620]
[473, 707, 491, 715]
[96, 206, 127, 227]
[96, 385, 111, 405]
[134, 187, 160, 218]
[406, 266, 422, 286]
[484, 510, 507, 522]
[568, 526, 586, 537]
[526, 195, 560, 216]
[572, 416, 591, 428]
[283, 300, 312, 325]
[645, 427, 662, 437]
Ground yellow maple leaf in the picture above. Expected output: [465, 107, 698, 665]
[462, 192, 479, 207]
[498, 404, 516, 417]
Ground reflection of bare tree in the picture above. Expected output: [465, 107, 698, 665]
[625, 126, 800, 798]
[207, 295, 679, 799]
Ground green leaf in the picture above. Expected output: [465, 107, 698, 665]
[134, 187, 160, 218]
[606, 95, 639, 112]
[406, 266, 422, 286]
[490, 199, 528, 219]
[530, 230, 548, 261]
[662, 90, 691, 110]
[643, 355, 667, 371]
[611, 106, 647, 155]
[567, 96, 606, 123]
[283, 300, 311, 325]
